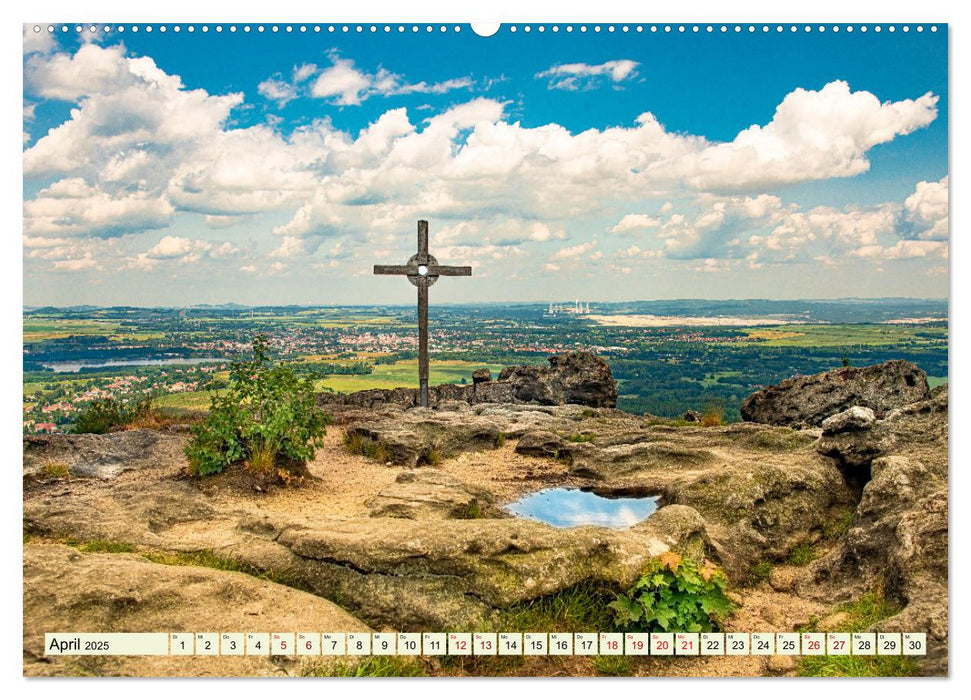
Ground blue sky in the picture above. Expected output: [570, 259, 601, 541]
[22, 23, 949, 306]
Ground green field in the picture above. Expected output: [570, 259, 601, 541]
[738, 324, 947, 347]
[154, 390, 218, 411]
[316, 359, 506, 393]
[23, 318, 122, 343]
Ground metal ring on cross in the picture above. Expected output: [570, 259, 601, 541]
[407, 253, 439, 286]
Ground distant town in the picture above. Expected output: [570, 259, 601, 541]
[23, 298, 948, 433]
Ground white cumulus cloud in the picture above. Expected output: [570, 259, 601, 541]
[537, 60, 639, 90]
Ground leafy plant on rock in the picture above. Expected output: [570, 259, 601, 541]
[185, 335, 329, 478]
[608, 552, 733, 632]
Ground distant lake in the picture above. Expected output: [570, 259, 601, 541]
[505, 488, 659, 529]
[42, 357, 227, 373]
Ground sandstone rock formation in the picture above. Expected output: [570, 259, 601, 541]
[21, 356, 949, 676]
[23, 428, 188, 481]
[809, 384, 948, 673]
[318, 351, 617, 410]
[23, 544, 370, 677]
[740, 360, 929, 427]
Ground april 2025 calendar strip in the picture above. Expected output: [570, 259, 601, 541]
[45, 632, 927, 657]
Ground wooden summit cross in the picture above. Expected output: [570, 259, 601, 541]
[374, 220, 472, 408]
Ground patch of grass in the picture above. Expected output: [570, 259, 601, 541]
[494, 432, 507, 448]
[787, 543, 817, 566]
[499, 581, 620, 633]
[437, 655, 526, 675]
[743, 560, 773, 587]
[456, 498, 482, 520]
[141, 549, 309, 591]
[746, 429, 814, 452]
[78, 540, 136, 554]
[566, 433, 595, 443]
[42, 462, 70, 479]
[823, 510, 855, 540]
[343, 432, 391, 463]
[302, 657, 426, 677]
[592, 655, 631, 676]
[798, 654, 922, 677]
[831, 591, 903, 632]
[645, 417, 695, 427]
[797, 590, 918, 677]
[700, 405, 725, 427]
[421, 447, 443, 466]
[579, 408, 598, 419]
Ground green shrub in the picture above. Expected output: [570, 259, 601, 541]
[185, 336, 329, 477]
[567, 433, 595, 443]
[72, 395, 154, 434]
[608, 553, 733, 632]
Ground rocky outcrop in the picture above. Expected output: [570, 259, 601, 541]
[250, 506, 711, 630]
[23, 544, 370, 677]
[318, 351, 617, 411]
[809, 384, 948, 674]
[344, 410, 504, 467]
[740, 360, 929, 427]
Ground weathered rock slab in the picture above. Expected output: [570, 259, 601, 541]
[740, 360, 929, 427]
[23, 544, 370, 677]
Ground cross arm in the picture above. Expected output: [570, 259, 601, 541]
[427, 265, 472, 276]
[373, 264, 415, 275]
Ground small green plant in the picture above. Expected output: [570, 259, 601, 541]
[422, 447, 443, 466]
[42, 462, 70, 479]
[494, 432, 507, 448]
[72, 395, 155, 434]
[743, 560, 774, 587]
[700, 403, 725, 427]
[567, 433, 595, 443]
[457, 498, 482, 519]
[608, 553, 733, 632]
[592, 655, 631, 676]
[823, 510, 855, 539]
[343, 432, 391, 462]
[787, 543, 817, 566]
[185, 336, 329, 477]
[579, 408, 598, 419]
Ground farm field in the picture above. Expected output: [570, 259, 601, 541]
[316, 359, 506, 393]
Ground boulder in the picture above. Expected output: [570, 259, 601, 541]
[319, 352, 617, 411]
[683, 410, 703, 422]
[740, 360, 929, 427]
[663, 457, 857, 578]
[492, 352, 617, 408]
[317, 351, 617, 412]
[821, 406, 876, 434]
